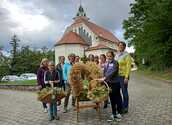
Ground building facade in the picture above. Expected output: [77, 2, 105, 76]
[55, 5, 120, 64]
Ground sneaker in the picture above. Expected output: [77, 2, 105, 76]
[44, 108, 48, 113]
[48, 116, 54, 121]
[107, 116, 114, 122]
[107, 114, 122, 122]
[116, 114, 122, 119]
[54, 116, 60, 120]
[114, 115, 122, 122]
[122, 108, 128, 114]
[63, 108, 67, 113]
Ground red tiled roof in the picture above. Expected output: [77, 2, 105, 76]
[85, 44, 115, 51]
[55, 31, 89, 46]
[71, 17, 120, 44]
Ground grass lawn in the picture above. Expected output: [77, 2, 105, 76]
[136, 69, 172, 81]
[0, 80, 37, 85]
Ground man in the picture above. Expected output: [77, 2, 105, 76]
[88, 54, 94, 62]
[56, 56, 65, 90]
[63, 53, 76, 113]
[115, 41, 132, 113]
[75, 56, 80, 63]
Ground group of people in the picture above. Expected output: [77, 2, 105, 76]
[37, 41, 132, 122]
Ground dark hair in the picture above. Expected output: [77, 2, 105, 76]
[68, 53, 75, 59]
[94, 55, 99, 59]
[88, 54, 94, 58]
[88, 54, 94, 61]
[106, 50, 115, 58]
[118, 41, 126, 48]
[100, 54, 106, 59]
[58, 56, 65, 61]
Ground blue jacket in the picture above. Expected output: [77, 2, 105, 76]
[63, 62, 72, 81]
[104, 59, 119, 83]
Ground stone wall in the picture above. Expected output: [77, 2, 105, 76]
[0, 85, 38, 91]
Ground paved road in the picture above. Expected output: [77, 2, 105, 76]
[0, 72, 172, 125]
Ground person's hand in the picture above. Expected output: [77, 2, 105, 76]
[49, 81, 54, 84]
[124, 78, 128, 84]
[54, 80, 60, 84]
[49, 81, 54, 87]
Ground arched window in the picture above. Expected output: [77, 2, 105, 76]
[87, 32, 89, 37]
[89, 35, 92, 42]
[79, 27, 82, 34]
[75, 29, 77, 33]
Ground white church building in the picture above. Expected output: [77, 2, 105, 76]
[55, 5, 120, 64]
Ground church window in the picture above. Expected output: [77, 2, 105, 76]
[87, 32, 89, 37]
[89, 36, 92, 42]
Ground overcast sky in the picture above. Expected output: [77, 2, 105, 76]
[0, 0, 134, 52]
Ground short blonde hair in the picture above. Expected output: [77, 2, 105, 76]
[40, 58, 48, 67]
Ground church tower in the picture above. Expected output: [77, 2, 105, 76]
[73, 4, 89, 21]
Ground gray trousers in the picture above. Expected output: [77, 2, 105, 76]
[64, 84, 76, 108]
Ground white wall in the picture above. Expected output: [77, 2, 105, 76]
[55, 44, 85, 64]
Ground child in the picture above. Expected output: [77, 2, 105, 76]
[103, 51, 122, 122]
[44, 61, 60, 121]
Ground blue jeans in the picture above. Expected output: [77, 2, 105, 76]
[48, 101, 57, 120]
[118, 76, 129, 109]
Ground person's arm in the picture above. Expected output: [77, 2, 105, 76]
[125, 55, 132, 79]
[103, 64, 106, 77]
[63, 63, 67, 81]
[44, 71, 49, 84]
[124, 55, 132, 84]
[37, 68, 42, 86]
[54, 71, 60, 84]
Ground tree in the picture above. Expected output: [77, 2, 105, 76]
[9, 34, 20, 74]
[12, 46, 55, 74]
[123, 0, 172, 70]
[0, 45, 3, 57]
[0, 47, 10, 81]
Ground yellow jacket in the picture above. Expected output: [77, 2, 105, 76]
[115, 52, 132, 79]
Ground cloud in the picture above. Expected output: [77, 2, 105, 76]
[0, 0, 134, 50]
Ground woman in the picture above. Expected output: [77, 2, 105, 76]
[99, 54, 108, 108]
[100, 54, 106, 72]
[94, 55, 99, 65]
[37, 58, 49, 113]
[103, 51, 122, 122]
[115, 41, 132, 113]
[44, 61, 60, 121]
[88, 54, 94, 62]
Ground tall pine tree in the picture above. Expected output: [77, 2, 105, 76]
[10, 34, 20, 74]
